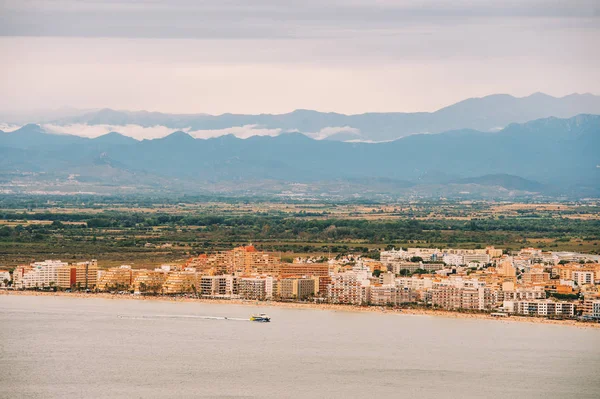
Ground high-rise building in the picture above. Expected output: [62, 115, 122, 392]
[278, 278, 315, 300]
[430, 286, 496, 310]
[13, 260, 67, 289]
[57, 260, 98, 289]
[162, 271, 198, 294]
[572, 270, 595, 286]
[132, 270, 168, 293]
[97, 265, 134, 291]
[238, 277, 267, 300]
[521, 271, 551, 285]
[327, 272, 371, 305]
[497, 261, 516, 277]
[280, 262, 329, 278]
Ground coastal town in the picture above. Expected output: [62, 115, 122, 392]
[2, 245, 600, 322]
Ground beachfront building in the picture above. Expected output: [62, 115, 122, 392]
[97, 265, 134, 292]
[0, 269, 10, 286]
[369, 285, 418, 306]
[200, 275, 227, 296]
[327, 272, 371, 305]
[12, 260, 67, 289]
[238, 277, 267, 300]
[57, 260, 99, 290]
[430, 286, 496, 311]
[162, 271, 198, 294]
[593, 301, 600, 320]
[313, 275, 332, 296]
[514, 300, 575, 317]
[498, 285, 546, 302]
[278, 278, 315, 300]
[132, 270, 168, 294]
[198, 275, 239, 297]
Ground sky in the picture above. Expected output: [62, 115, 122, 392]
[1, 0, 599, 116]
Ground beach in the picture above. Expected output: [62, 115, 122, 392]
[2, 289, 597, 329]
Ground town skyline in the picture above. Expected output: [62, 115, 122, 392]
[3, 243, 600, 323]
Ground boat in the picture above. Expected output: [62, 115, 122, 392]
[250, 313, 271, 322]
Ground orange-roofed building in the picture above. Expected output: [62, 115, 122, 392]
[556, 285, 574, 294]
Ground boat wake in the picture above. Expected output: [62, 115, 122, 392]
[117, 314, 250, 321]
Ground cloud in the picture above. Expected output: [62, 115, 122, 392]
[0, 123, 21, 132]
[39, 122, 361, 141]
[187, 125, 282, 139]
[1, 1, 598, 115]
[42, 123, 284, 140]
[306, 126, 362, 140]
[1, 1, 597, 39]
[43, 123, 178, 140]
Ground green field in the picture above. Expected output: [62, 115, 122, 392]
[0, 195, 598, 268]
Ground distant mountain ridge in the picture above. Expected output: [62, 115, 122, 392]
[1, 114, 598, 197]
[10, 92, 600, 142]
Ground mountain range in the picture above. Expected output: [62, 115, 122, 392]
[1, 114, 598, 198]
[6, 92, 600, 143]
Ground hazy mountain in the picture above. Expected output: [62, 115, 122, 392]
[0, 124, 87, 149]
[92, 132, 137, 146]
[1, 115, 598, 197]
[0, 107, 96, 125]
[42, 93, 600, 142]
[455, 174, 546, 192]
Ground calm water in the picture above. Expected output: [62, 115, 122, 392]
[1, 296, 599, 399]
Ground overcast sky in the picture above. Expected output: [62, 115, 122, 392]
[1, 0, 599, 115]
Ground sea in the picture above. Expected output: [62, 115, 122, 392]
[1, 295, 599, 398]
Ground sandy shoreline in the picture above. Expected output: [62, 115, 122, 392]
[2, 290, 599, 329]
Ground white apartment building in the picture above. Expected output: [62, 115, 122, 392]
[0, 270, 10, 286]
[395, 277, 433, 290]
[443, 254, 464, 267]
[593, 301, 600, 320]
[513, 257, 532, 270]
[407, 248, 441, 261]
[13, 260, 67, 289]
[264, 276, 277, 300]
[572, 270, 595, 286]
[540, 253, 559, 265]
[433, 277, 486, 290]
[515, 300, 575, 317]
[463, 253, 490, 264]
[380, 249, 410, 264]
[498, 287, 546, 302]
[430, 286, 495, 310]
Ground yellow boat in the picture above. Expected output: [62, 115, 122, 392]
[250, 313, 270, 322]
